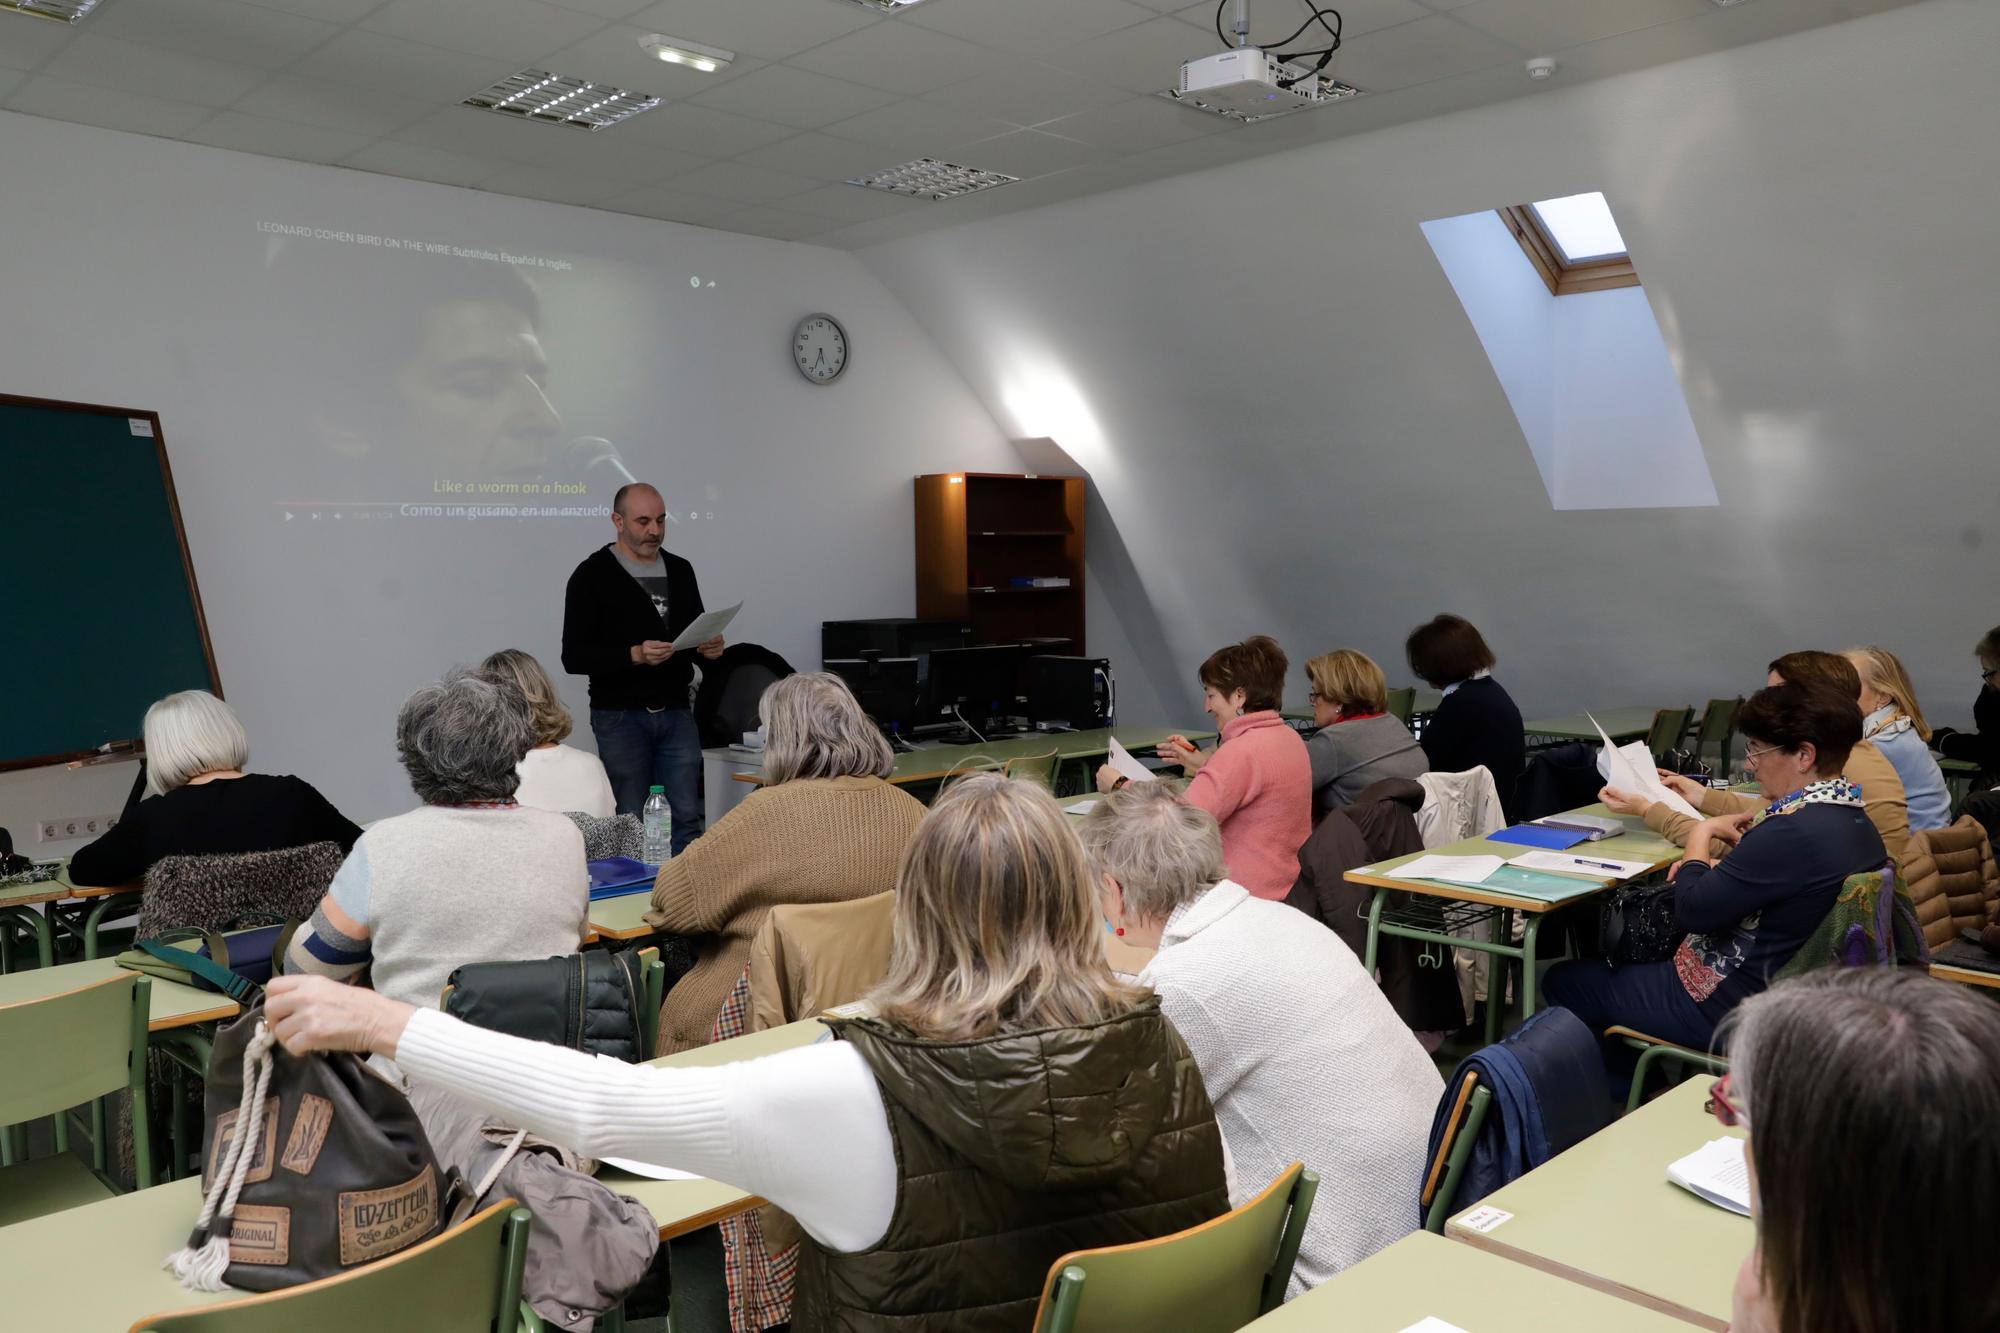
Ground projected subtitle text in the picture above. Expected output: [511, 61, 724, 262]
[257, 220, 574, 271]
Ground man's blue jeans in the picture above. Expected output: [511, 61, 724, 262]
[591, 706, 703, 855]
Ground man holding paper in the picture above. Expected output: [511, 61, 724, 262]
[561, 482, 726, 844]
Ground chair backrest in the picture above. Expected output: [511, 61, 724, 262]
[1003, 750, 1061, 789]
[1414, 767, 1506, 847]
[130, 1201, 532, 1333]
[1902, 817, 2000, 950]
[563, 811, 644, 862]
[1421, 1071, 1492, 1232]
[749, 891, 897, 1030]
[0, 972, 151, 1183]
[137, 842, 345, 940]
[1692, 697, 1742, 763]
[1646, 707, 1693, 759]
[1032, 1164, 1316, 1333]
[1384, 686, 1416, 724]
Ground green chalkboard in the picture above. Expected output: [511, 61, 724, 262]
[1, 395, 219, 771]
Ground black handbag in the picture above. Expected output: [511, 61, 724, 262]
[444, 949, 651, 1061]
[1597, 882, 1684, 965]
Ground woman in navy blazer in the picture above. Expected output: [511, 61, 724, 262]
[1405, 614, 1525, 815]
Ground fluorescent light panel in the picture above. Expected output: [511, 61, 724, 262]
[831, 0, 935, 11]
[636, 33, 733, 73]
[463, 69, 662, 131]
[1, 0, 103, 21]
[848, 158, 1018, 201]
[1529, 191, 1627, 262]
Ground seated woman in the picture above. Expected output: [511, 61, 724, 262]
[1544, 682, 1887, 1050]
[67, 690, 359, 888]
[1080, 781, 1441, 1290]
[1404, 614, 1524, 811]
[285, 669, 587, 1009]
[1844, 646, 1951, 832]
[266, 774, 1228, 1333]
[646, 672, 926, 1054]
[1302, 649, 1427, 815]
[1720, 969, 2000, 1333]
[1098, 635, 1311, 901]
[1932, 624, 2000, 780]
[480, 648, 615, 818]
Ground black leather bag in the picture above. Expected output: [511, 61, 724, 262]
[169, 1001, 449, 1294]
[1597, 883, 1684, 966]
[444, 949, 650, 1061]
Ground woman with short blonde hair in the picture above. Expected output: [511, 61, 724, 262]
[480, 648, 615, 818]
[1843, 645, 1951, 831]
[1303, 649, 1426, 814]
[264, 772, 1228, 1331]
[645, 672, 922, 1053]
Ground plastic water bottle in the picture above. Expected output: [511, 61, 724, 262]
[642, 786, 671, 865]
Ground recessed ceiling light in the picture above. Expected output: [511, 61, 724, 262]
[635, 33, 734, 73]
[848, 158, 1018, 201]
[1, 0, 104, 21]
[463, 69, 662, 131]
[830, 0, 936, 12]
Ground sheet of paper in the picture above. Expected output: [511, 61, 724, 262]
[1592, 713, 1703, 820]
[1665, 1137, 1752, 1216]
[1396, 854, 1507, 884]
[668, 600, 743, 652]
[1508, 850, 1658, 880]
[1396, 1320, 1473, 1333]
[599, 1156, 701, 1182]
[1063, 799, 1100, 815]
[1105, 736, 1155, 784]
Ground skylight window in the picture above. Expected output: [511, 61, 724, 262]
[1497, 192, 1639, 297]
[1529, 192, 1626, 263]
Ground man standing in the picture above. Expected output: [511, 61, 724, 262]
[562, 483, 722, 851]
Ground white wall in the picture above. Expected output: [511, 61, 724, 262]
[0, 109, 1013, 849]
[864, 0, 2000, 729]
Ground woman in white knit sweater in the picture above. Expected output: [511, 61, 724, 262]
[1078, 780, 1444, 1292]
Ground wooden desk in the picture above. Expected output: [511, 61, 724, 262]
[1446, 1076, 1750, 1330]
[731, 726, 1214, 794]
[1931, 962, 2000, 991]
[1523, 707, 1660, 745]
[1246, 1229, 1693, 1330]
[587, 891, 656, 943]
[0, 954, 239, 1031]
[1346, 805, 1682, 1037]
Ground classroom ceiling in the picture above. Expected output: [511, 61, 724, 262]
[0, 0, 1920, 249]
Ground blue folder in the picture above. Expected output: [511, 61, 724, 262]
[1488, 823, 1590, 851]
[588, 856, 658, 901]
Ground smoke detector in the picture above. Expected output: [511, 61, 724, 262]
[1525, 57, 1558, 80]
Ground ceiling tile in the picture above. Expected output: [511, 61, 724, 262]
[949, 127, 1116, 178]
[1034, 93, 1219, 152]
[1176, 0, 1430, 41]
[1043, 13, 1221, 95]
[182, 110, 377, 164]
[0, 12, 78, 71]
[687, 62, 898, 129]
[339, 137, 501, 186]
[395, 104, 575, 160]
[596, 182, 737, 223]
[542, 0, 656, 18]
[1329, 13, 1523, 90]
[38, 33, 270, 107]
[241, 0, 387, 19]
[1453, 0, 1712, 54]
[629, 0, 881, 61]
[670, 158, 820, 204]
[291, 29, 520, 96]
[707, 203, 828, 241]
[609, 100, 797, 155]
[537, 24, 769, 103]
[390, 104, 707, 179]
[921, 61, 1133, 125]
[361, 0, 610, 63]
[232, 74, 440, 139]
[736, 130, 901, 179]
[818, 95, 1016, 153]
[904, 0, 1157, 62]
[86, 0, 343, 67]
[4, 74, 215, 138]
[0, 68, 19, 101]
[475, 160, 635, 204]
[787, 21, 1010, 97]
[782, 181, 930, 221]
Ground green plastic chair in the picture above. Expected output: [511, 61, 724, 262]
[1384, 687, 1416, 725]
[1031, 1163, 1318, 1333]
[0, 971, 152, 1222]
[1646, 707, 1693, 759]
[1003, 750, 1061, 790]
[129, 1200, 537, 1333]
[1421, 1070, 1492, 1232]
[1691, 698, 1743, 768]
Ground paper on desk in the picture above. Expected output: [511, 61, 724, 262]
[1396, 1321, 1473, 1333]
[668, 601, 742, 652]
[1063, 799, 1100, 815]
[1592, 714, 1702, 820]
[1397, 854, 1507, 884]
[1105, 736, 1155, 784]
[1665, 1137, 1752, 1217]
[1508, 850, 1658, 880]
[599, 1156, 701, 1182]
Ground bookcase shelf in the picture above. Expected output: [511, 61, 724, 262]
[915, 473, 1085, 653]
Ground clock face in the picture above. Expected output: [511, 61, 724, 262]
[793, 314, 848, 385]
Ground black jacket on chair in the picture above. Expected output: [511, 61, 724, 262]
[1421, 676, 1526, 819]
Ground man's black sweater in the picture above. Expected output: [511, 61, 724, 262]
[561, 544, 705, 710]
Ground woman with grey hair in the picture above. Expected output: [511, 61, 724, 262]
[645, 671, 925, 1055]
[286, 669, 587, 1009]
[1078, 779, 1444, 1293]
[68, 689, 360, 887]
[1717, 969, 2000, 1333]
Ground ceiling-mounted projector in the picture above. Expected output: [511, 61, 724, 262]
[1170, 47, 1361, 122]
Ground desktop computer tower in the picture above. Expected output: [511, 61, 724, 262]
[1028, 656, 1114, 730]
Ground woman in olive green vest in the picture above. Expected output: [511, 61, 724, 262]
[267, 773, 1230, 1332]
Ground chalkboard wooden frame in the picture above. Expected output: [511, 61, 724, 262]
[1, 392, 222, 772]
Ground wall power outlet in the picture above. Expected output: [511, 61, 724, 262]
[38, 812, 120, 842]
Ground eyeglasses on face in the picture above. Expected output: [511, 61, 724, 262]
[1741, 743, 1780, 768]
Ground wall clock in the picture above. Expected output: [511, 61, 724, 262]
[793, 313, 849, 385]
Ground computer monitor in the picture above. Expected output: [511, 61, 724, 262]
[820, 619, 970, 676]
[825, 656, 923, 740]
[926, 645, 1026, 726]
[1027, 656, 1112, 729]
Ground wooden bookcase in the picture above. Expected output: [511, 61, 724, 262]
[915, 472, 1085, 652]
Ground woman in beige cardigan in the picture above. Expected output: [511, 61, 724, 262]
[646, 672, 924, 1053]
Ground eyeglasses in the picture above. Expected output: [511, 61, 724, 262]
[1306, 689, 1324, 703]
[1982, 667, 2000, 685]
[1741, 743, 1779, 769]
[1706, 1072, 1747, 1129]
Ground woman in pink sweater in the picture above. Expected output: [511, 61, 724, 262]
[1097, 635, 1313, 900]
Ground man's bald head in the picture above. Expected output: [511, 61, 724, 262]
[612, 482, 662, 517]
[611, 483, 665, 561]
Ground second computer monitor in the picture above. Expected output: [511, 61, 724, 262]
[825, 656, 924, 739]
[926, 644, 1026, 725]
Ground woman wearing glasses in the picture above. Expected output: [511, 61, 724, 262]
[1715, 969, 2000, 1333]
[1301, 649, 1426, 815]
[1932, 624, 2000, 781]
[1543, 682, 1888, 1050]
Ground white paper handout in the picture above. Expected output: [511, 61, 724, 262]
[1063, 799, 1100, 815]
[599, 1156, 702, 1182]
[669, 601, 743, 653]
[1665, 1137, 1752, 1216]
[1508, 850, 1659, 880]
[1593, 714, 1702, 820]
[1396, 854, 1507, 884]
[1104, 736, 1155, 784]
[1396, 1320, 1473, 1333]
